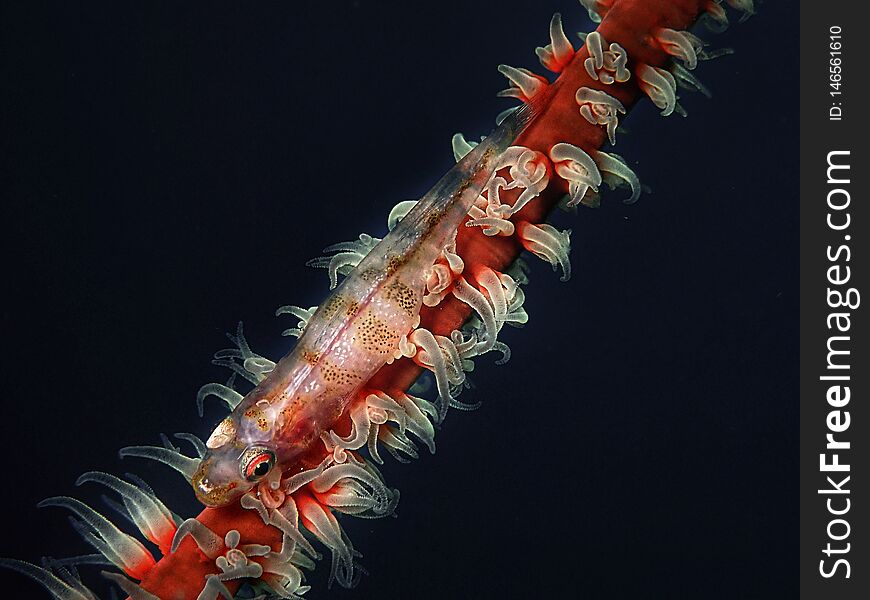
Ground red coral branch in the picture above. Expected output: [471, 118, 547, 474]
[137, 1, 709, 597]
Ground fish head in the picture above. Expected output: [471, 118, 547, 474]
[191, 416, 277, 507]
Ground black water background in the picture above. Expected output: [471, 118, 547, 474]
[1, 1, 798, 598]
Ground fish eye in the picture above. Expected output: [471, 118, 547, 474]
[241, 447, 276, 482]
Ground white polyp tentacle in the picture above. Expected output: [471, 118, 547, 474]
[575, 87, 626, 145]
[448, 333, 477, 375]
[467, 181, 512, 236]
[321, 433, 348, 463]
[495, 106, 518, 126]
[535, 13, 574, 73]
[171, 518, 224, 559]
[41, 555, 112, 572]
[319, 234, 381, 255]
[269, 498, 301, 552]
[100, 571, 159, 600]
[238, 495, 317, 569]
[242, 356, 275, 380]
[329, 399, 371, 452]
[476, 269, 508, 325]
[272, 512, 320, 565]
[421, 235, 464, 306]
[210, 361, 257, 387]
[288, 547, 316, 573]
[216, 551, 263, 581]
[212, 322, 275, 384]
[442, 238, 464, 274]
[518, 222, 572, 282]
[408, 328, 454, 422]
[449, 392, 482, 412]
[377, 426, 418, 462]
[504, 286, 529, 326]
[600, 43, 629, 84]
[583, 32, 630, 84]
[65, 564, 107, 598]
[240, 494, 319, 561]
[275, 304, 318, 338]
[387, 200, 418, 231]
[478, 177, 507, 215]
[452, 277, 498, 355]
[37, 497, 156, 580]
[726, 0, 755, 21]
[671, 63, 712, 98]
[466, 145, 549, 237]
[213, 530, 264, 581]
[473, 268, 526, 342]
[467, 206, 514, 237]
[0, 558, 101, 600]
[396, 393, 437, 453]
[366, 419, 384, 463]
[195, 574, 233, 600]
[260, 565, 307, 600]
[496, 271, 525, 322]
[408, 373, 440, 404]
[393, 333, 417, 362]
[321, 250, 363, 289]
[498, 271, 518, 298]
[238, 543, 272, 558]
[119, 444, 199, 482]
[298, 499, 359, 589]
[593, 150, 642, 204]
[259, 556, 308, 599]
[506, 257, 531, 286]
[306, 233, 381, 290]
[578, 0, 608, 23]
[195, 383, 243, 417]
[223, 529, 238, 550]
[491, 340, 512, 365]
[411, 330, 465, 387]
[367, 392, 408, 430]
[15, 557, 111, 599]
[450, 329, 480, 367]
[549, 142, 602, 207]
[681, 31, 709, 57]
[172, 433, 206, 460]
[654, 28, 698, 70]
[496, 64, 548, 101]
[100, 572, 161, 600]
[310, 461, 398, 517]
[257, 466, 287, 509]
[433, 333, 466, 386]
[283, 456, 335, 496]
[75, 472, 176, 553]
[425, 261, 456, 298]
[585, 30, 604, 72]
[697, 46, 735, 62]
[702, 0, 729, 32]
[451, 133, 478, 162]
[501, 146, 550, 214]
[635, 63, 678, 117]
[423, 263, 453, 307]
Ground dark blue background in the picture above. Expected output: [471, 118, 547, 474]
[1, 1, 797, 598]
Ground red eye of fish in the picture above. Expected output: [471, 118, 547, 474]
[242, 450, 275, 482]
